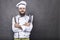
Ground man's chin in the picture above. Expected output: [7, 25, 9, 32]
[19, 13, 25, 17]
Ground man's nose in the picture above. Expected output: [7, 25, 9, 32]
[22, 9, 24, 10]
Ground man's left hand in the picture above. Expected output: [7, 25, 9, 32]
[23, 22, 30, 26]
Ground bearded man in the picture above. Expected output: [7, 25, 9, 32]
[12, 1, 33, 40]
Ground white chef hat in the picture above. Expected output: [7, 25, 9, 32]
[16, 1, 27, 8]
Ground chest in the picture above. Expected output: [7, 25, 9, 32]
[16, 17, 29, 25]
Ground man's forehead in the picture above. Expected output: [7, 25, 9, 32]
[19, 6, 26, 9]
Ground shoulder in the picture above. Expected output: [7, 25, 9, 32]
[25, 15, 29, 17]
[15, 15, 20, 18]
[25, 15, 33, 17]
[25, 15, 33, 20]
[12, 15, 20, 19]
[31, 15, 33, 18]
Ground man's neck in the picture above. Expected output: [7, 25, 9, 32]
[20, 14, 26, 17]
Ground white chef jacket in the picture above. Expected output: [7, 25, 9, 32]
[12, 15, 33, 38]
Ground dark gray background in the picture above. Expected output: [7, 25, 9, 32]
[0, 0, 60, 40]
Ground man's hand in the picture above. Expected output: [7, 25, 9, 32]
[14, 23, 22, 30]
[23, 22, 30, 26]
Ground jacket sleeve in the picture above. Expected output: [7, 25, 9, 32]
[12, 17, 21, 32]
[21, 15, 33, 32]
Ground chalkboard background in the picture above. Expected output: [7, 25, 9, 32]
[0, 0, 60, 40]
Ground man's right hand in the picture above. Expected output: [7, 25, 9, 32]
[14, 23, 22, 30]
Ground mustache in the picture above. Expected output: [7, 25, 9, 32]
[21, 11, 24, 12]
[19, 12, 25, 17]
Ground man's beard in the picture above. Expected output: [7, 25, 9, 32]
[19, 12, 25, 17]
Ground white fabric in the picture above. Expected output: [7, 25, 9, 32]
[12, 15, 33, 38]
[19, 5, 26, 8]
[16, 1, 27, 8]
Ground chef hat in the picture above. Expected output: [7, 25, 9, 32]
[16, 1, 27, 8]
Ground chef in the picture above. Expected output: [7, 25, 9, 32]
[12, 1, 33, 40]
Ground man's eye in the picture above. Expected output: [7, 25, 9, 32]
[20, 8, 22, 9]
